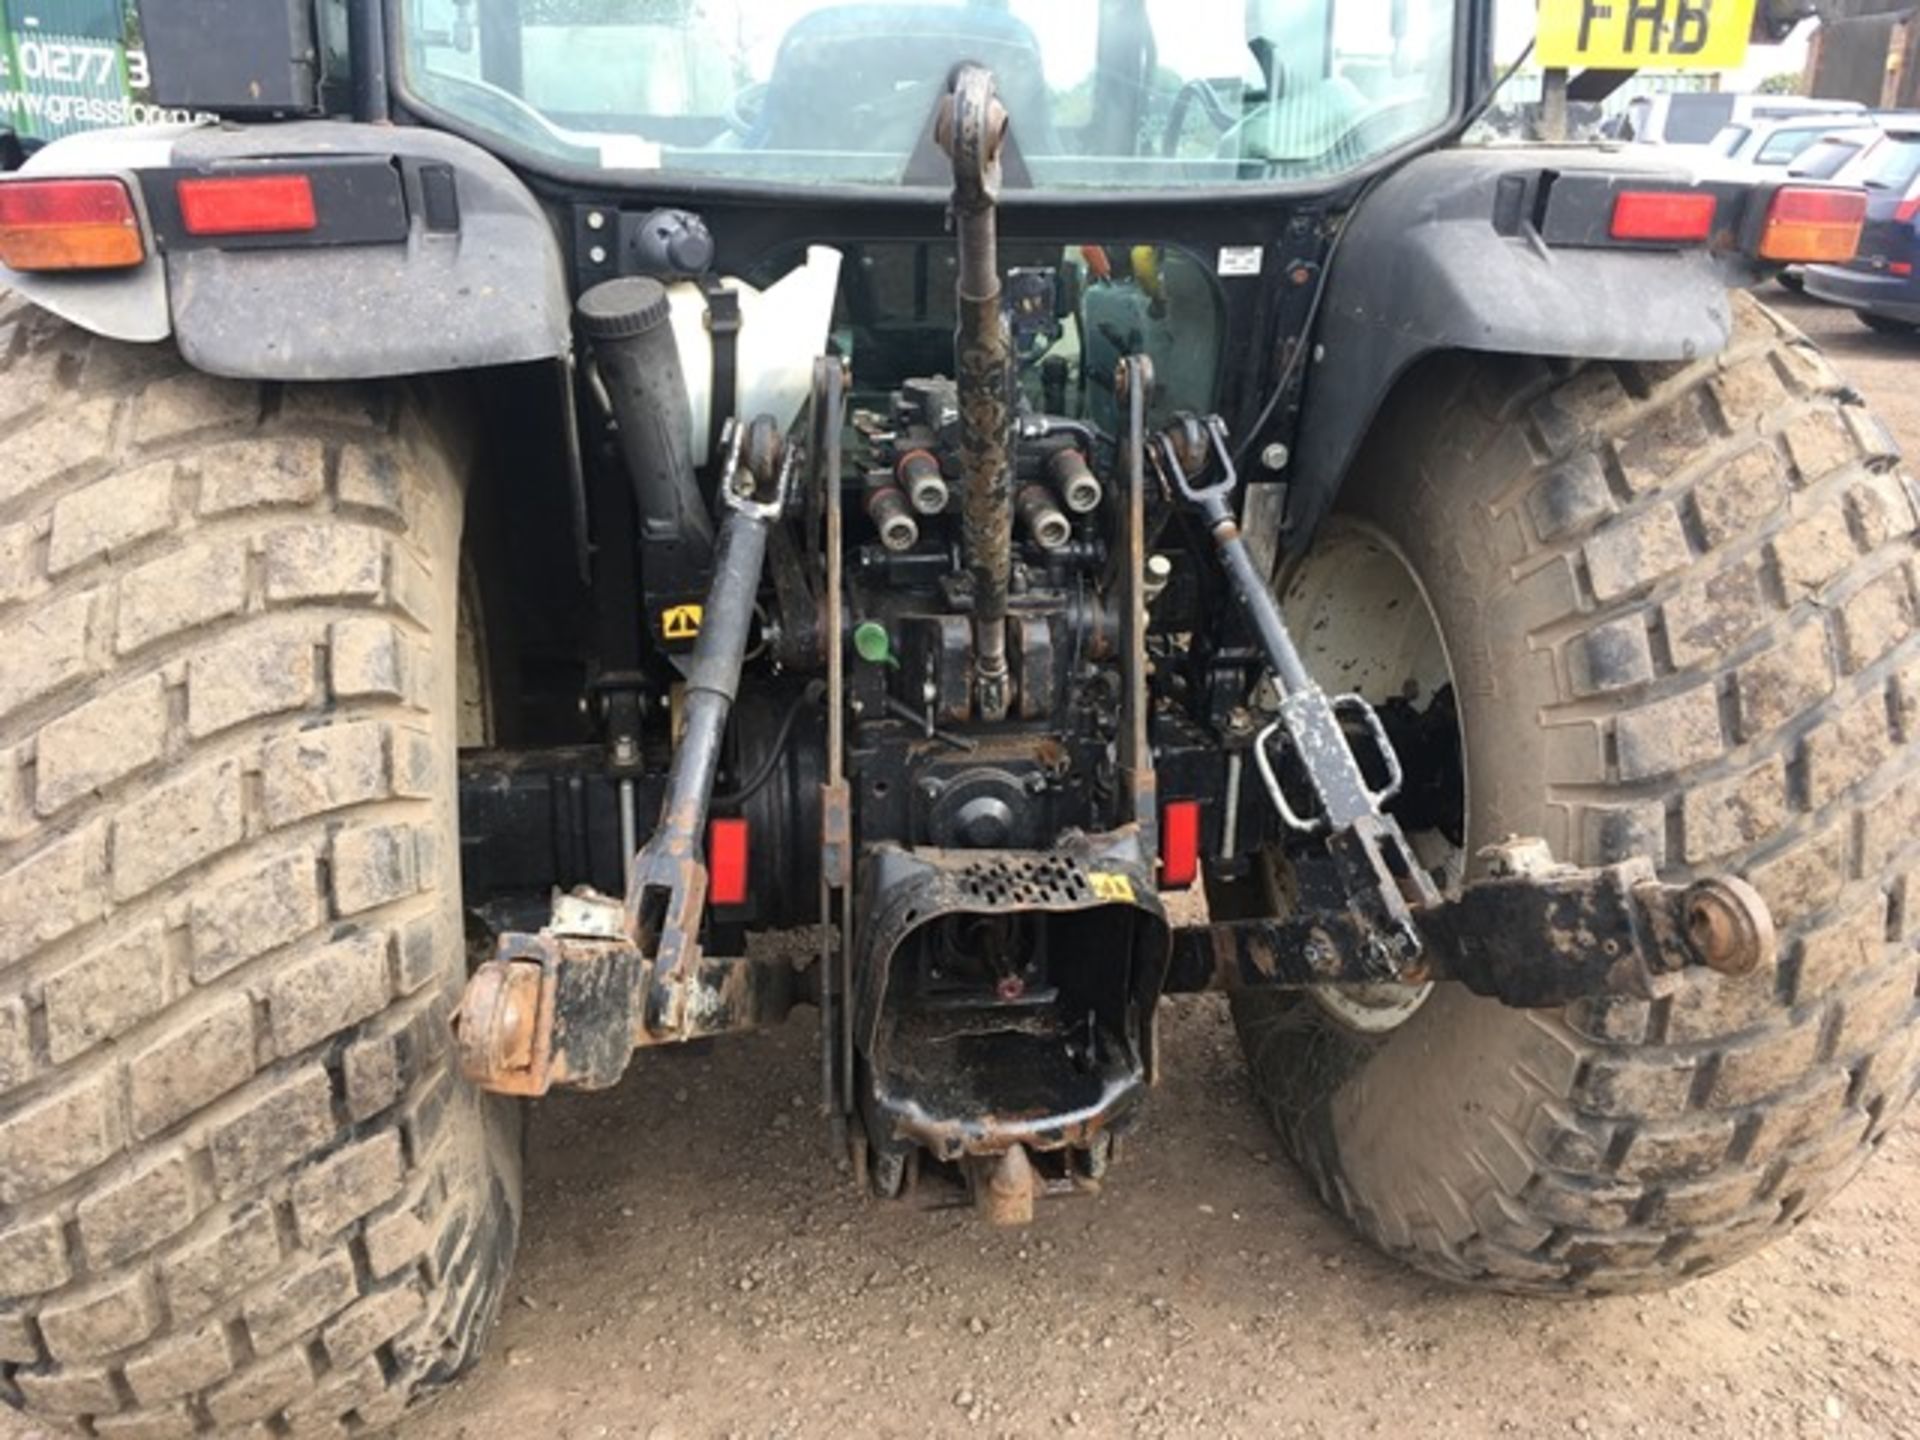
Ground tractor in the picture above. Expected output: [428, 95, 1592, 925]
[0, 0, 1915, 1433]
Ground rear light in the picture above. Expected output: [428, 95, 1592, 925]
[1159, 800, 1201, 890]
[176, 174, 317, 237]
[1759, 186, 1866, 263]
[1610, 190, 1717, 244]
[1895, 196, 1920, 225]
[0, 177, 144, 272]
[707, 817, 750, 907]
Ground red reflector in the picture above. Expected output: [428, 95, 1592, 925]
[1160, 800, 1201, 890]
[708, 817, 750, 907]
[0, 177, 144, 271]
[1894, 262, 1915, 277]
[1609, 190, 1717, 244]
[176, 174, 317, 237]
[1760, 186, 1867, 263]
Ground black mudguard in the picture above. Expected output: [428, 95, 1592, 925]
[1286, 147, 1752, 549]
[1, 120, 569, 381]
[167, 122, 569, 381]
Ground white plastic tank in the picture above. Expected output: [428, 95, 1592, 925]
[663, 246, 843, 466]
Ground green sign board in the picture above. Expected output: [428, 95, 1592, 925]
[0, 0, 206, 144]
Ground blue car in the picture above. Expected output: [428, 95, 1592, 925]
[1803, 117, 1920, 333]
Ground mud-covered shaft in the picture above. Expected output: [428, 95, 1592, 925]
[657, 508, 769, 843]
[1203, 503, 1316, 701]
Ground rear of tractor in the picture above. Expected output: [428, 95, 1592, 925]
[1, 1, 1917, 1434]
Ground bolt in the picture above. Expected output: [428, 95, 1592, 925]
[586, 210, 606, 231]
[589, 245, 608, 264]
[1261, 442, 1291, 472]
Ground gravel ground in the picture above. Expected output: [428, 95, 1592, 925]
[10, 293, 1919, 1440]
[412, 292, 1920, 1440]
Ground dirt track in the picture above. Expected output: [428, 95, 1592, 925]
[10, 295, 1920, 1440]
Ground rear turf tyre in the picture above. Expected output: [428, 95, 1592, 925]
[0, 300, 520, 1431]
[1231, 292, 1920, 1293]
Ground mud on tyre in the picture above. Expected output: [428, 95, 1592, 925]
[0, 298, 519, 1433]
[1232, 292, 1920, 1292]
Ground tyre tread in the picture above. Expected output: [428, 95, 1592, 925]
[1236, 292, 1920, 1294]
[0, 309, 511, 1433]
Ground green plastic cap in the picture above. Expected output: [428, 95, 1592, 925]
[853, 621, 896, 667]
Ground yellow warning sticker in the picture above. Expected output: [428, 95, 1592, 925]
[1536, 0, 1755, 71]
[1088, 872, 1136, 903]
[661, 604, 703, 641]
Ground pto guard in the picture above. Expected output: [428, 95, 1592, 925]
[852, 828, 1171, 1165]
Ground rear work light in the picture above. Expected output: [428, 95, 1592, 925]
[1759, 186, 1866, 263]
[176, 174, 317, 237]
[1610, 190, 1718, 244]
[0, 177, 144, 272]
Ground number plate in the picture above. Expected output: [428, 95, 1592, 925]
[1536, 0, 1756, 70]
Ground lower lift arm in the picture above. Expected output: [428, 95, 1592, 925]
[1154, 415, 1774, 1006]
[455, 419, 801, 1096]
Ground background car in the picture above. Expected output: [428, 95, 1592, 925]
[1789, 123, 1888, 179]
[1620, 91, 1865, 146]
[1710, 113, 1877, 169]
[1802, 115, 1920, 332]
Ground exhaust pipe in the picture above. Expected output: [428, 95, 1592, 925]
[938, 64, 1014, 721]
[578, 276, 715, 579]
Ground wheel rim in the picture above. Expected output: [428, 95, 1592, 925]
[1263, 518, 1469, 1035]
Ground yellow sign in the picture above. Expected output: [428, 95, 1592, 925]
[1088, 872, 1136, 903]
[1536, 0, 1754, 70]
[661, 604, 703, 640]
